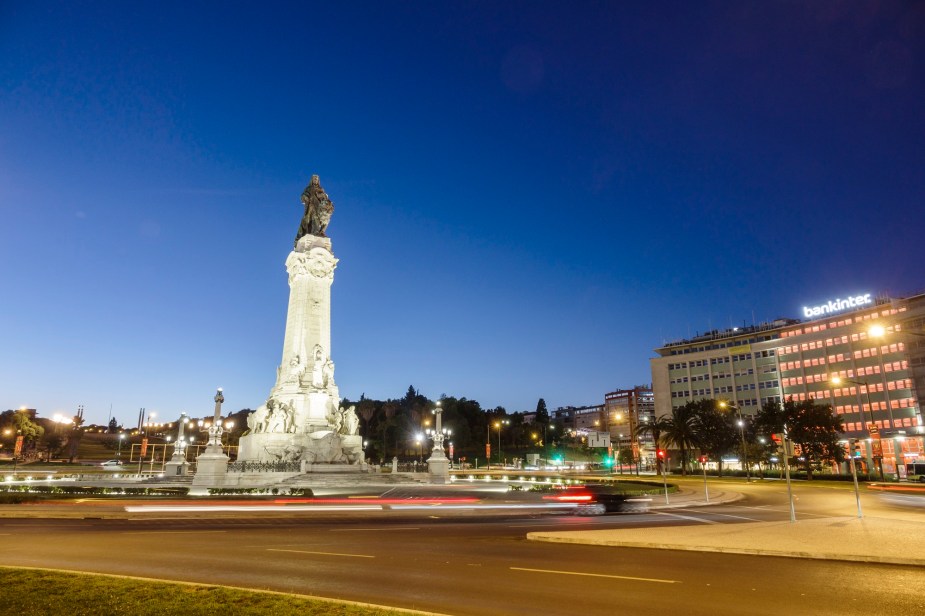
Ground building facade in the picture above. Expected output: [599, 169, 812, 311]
[604, 386, 655, 464]
[651, 292, 925, 477]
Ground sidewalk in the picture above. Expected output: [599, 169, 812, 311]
[528, 514, 925, 566]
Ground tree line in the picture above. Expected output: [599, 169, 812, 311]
[639, 397, 847, 479]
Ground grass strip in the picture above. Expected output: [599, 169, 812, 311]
[0, 567, 428, 616]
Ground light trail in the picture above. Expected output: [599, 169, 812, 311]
[124, 502, 577, 513]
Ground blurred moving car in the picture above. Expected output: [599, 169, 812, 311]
[545, 484, 651, 516]
[100, 460, 123, 468]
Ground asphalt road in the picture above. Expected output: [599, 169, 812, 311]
[2, 480, 923, 616]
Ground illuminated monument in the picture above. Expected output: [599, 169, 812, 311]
[235, 175, 365, 470]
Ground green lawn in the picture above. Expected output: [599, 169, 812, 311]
[0, 568, 420, 616]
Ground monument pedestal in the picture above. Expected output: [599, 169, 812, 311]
[164, 456, 189, 477]
[191, 447, 230, 492]
[427, 453, 450, 484]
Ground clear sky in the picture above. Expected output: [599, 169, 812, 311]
[2, 2, 923, 426]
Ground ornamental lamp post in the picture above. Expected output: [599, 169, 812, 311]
[494, 419, 509, 468]
[719, 401, 750, 482]
[203, 388, 226, 455]
[425, 402, 450, 483]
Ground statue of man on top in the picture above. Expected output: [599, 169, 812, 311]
[295, 175, 334, 245]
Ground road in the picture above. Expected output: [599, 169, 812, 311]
[2, 480, 923, 615]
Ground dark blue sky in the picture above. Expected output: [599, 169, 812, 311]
[2, 1, 923, 426]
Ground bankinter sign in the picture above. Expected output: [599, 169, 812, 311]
[802, 293, 872, 318]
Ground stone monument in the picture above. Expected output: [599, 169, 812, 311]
[426, 403, 450, 483]
[191, 389, 231, 488]
[164, 411, 190, 476]
[236, 176, 366, 470]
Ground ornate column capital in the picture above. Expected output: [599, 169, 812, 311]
[286, 249, 338, 284]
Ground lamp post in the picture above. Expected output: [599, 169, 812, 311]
[831, 375, 882, 481]
[493, 419, 509, 468]
[117, 433, 125, 459]
[424, 402, 451, 483]
[719, 401, 750, 482]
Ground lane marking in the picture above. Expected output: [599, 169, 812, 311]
[511, 566, 679, 584]
[653, 511, 719, 525]
[734, 506, 830, 518]
[329, 527, 421, 532]
[671, 509, 763, 522]
[123, 530, 228, 535]
[267, 548, 374, 559]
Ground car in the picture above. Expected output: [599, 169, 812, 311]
[545, 484, 651, 516]
[100, 460, 123, 468]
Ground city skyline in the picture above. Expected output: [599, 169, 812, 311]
[2, 2, 923, 425]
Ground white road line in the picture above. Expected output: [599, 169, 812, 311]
[510, 566, 679, 584]
[671, 509, 763, 522]
[734, 506, 831, 518]
[329, 527, 421, 532]
[653, 511, 719, 525]
[267, 548, 374, 559]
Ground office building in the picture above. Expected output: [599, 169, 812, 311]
[651, 291, 925, 477]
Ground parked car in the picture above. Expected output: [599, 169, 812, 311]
[545, 484, 651, 516]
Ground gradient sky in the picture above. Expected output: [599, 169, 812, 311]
[2, 1, 923, 426]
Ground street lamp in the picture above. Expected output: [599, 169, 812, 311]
[117, 433, 125, 459]
[719, 401, 750, 482]
[544, 424, 554, 468]
[493, 419, 509, 468]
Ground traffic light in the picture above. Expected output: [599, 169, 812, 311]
[849, 438, 862, 459]
[656, 449, 665, 460]
[698, 455, 707, 464]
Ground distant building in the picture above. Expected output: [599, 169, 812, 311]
[651, 291, 925, 477]
[551, 404, 604, 431]
[604, 386, 655, 464]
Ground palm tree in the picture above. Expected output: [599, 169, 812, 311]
[663, 403, 700, 475]
[635, 416, 670, 475]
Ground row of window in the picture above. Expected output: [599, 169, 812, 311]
[843, 416, 918, 432]
[780, 358, 908, 372]
[669, 349, 782, 373]
[667, 335, 777, 355]
[786, 392, 917, 409]
[671, 382, 781, 398]
[779, 308, 905, 338]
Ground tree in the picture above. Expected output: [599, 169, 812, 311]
[1, 409, 45, 441]
[108, 417, 118, 433]
[693, 401, 739, 477]
[663, 402, 701, 475]
[38, 433, 66, 461]
[534, 398, 549, 426]
[755, 397, 845, 479]
[635, 416, 670, 475]
[67, 412, 86, 463]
